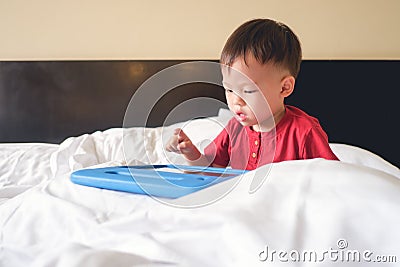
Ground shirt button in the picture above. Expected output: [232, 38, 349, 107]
[252, 152, 257, 158]
[254, 140, 259, 146]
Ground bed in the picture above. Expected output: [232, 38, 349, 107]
[0, 60, 399, 266]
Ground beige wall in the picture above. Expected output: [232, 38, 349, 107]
[0, 0, 399, 60]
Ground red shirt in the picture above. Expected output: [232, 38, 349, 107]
[204, 105, 339, 170]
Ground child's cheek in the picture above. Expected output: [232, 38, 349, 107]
[245, 94, 273, 123]
[225, 94, 235, 111]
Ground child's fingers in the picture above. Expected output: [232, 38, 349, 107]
[165, 143, 178, 153]
[177, 140, 202, 161]
[165, 134, 180, 152]
[177, 140, 194, 153]
[166, 128, 192, 154]
[177, 129, 190, 142]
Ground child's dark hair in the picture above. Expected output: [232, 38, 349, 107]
[220, 18, 302, 78]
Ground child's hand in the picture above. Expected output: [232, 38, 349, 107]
[165, 128, 201, 161]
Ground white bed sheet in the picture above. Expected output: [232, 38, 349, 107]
[1, 111, 399, 266]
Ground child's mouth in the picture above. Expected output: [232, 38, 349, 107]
[235, 112, 247, 122]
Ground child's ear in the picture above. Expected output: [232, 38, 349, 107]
[280, 76, 295, 97]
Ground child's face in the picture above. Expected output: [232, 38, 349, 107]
[222, 55, 293, 131]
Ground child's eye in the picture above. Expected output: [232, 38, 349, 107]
[225, 89, 234, 93]
[243, 90, 258, 94]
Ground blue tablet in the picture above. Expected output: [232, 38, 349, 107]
[70, 164, 247, 198]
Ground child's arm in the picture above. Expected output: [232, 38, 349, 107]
[166, 128, 214, 166]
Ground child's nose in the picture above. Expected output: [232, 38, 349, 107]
[232, 93, 245, 106]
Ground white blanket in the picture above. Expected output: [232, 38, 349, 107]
[1, 112, 399, 267]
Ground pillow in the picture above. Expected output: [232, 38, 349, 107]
[51, 108, 233, 175]
[330, 143, 399, 178]
[53, 108, 399, 180]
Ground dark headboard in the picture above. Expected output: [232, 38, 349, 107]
[0, 60, 398, 167]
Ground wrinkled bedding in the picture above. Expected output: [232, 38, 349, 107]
[1, 112, 399, 266]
